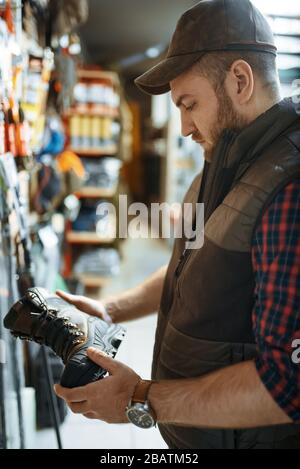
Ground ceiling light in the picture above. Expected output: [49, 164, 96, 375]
[146, 45, 164, 59]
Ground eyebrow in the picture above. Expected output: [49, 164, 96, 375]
[175, 94, 193, 108]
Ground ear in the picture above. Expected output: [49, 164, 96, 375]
[225, 60, 254, 106]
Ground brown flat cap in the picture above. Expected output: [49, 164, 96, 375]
[135, 0, 277, 95]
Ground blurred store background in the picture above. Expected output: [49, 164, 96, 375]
[0, 0, 299, 449]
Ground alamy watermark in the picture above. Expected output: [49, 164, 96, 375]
[292, 339, 300, 365]
[96, 195, 205, 249]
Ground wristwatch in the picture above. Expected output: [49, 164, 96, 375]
[126, 379, 156, 429]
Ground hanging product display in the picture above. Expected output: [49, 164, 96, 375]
[0, 153, 27, 449]
[0, 0, 30, 449]
[21, 52, 54, 153]
[0, 0, 91, 450]
[0, 0, 133, 450]
[30, 113, 85, 215]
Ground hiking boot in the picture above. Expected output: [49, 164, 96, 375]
[3, 287, 126, 388]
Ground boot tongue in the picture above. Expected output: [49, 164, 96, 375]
[25, 287, 49, 310]
[47, 296, 89, 337]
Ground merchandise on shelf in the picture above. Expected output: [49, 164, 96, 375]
[30, 158, 62, 214]
[0, 10, 32, 168]
[69, 114, 120, 151]
[62, 67, 124, 284]
[81, 156, 121, 191]
[30, 113, 85, 215]
[57, 149, 86, 192]
[64, 69, 121, 154]
[0, 0, 92, 450]
[22, 0, 88, 50]
[73, 247, 121, 277]
[21, 51, 54, 153]
[73, 79, 120, 109]
[72, 199, 116, 239]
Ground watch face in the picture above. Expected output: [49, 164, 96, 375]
[126, 403, 155, 429]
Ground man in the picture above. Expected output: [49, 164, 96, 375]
[55, 0, 300, 449]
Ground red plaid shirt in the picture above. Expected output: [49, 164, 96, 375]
[252, 179, 300, 423]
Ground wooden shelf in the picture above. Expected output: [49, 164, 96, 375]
[175, 159, 194, 170]
[75, 274, 111, 288]
[77, 69, 120, 86]
[75, 187, 116, 198]
[64, 105, 119, 118]
[67, 146, 118, 156]
[66, 231, 115, 244]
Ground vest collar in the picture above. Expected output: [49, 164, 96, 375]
[200, 96, 300, 223]
[225, 96, 300, 169]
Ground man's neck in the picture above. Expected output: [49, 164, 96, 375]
[245, 95, 282, 127]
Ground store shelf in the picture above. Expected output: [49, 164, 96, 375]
[77, 69, 120, 86]
[64, 105, 119, 118]
[63, 67, 123, 287]
[66, 231, 115, 244]
[75, 274, 111, 288]
[67, 146, 118, 156]
[75, 187, 117, 198]
[175, 159, 195, 170]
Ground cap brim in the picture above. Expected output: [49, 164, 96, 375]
[134, 51, 205, 95]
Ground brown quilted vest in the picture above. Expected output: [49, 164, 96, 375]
[152, 98, 300, 449]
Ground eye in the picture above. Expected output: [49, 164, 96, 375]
[186, 102, 196, 112]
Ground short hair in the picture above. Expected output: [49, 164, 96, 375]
[193, 51, 280, 99]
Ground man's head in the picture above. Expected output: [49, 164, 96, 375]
[135, 0, 282, 161]
[170, 50, 281, 161]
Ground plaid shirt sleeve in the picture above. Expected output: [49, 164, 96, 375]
[252, 179, 300, 423]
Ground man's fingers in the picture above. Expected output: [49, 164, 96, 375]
[56, 290, 90, 314]
[68, 401, 90, 415]
[83, 412, 96, 420]
[56, 290, 81, 305]
[54, 383, 87, 403]
[87, 347, 119, 374]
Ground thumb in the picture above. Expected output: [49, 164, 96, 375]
[87, 347, 118, 375]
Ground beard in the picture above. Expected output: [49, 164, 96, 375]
[204, 88, 249, 162]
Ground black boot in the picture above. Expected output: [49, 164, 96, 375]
[4, 287, 126, 388]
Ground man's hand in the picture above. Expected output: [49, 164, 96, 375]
[54, 348, 141, 423]
[56, 290, 113, 323]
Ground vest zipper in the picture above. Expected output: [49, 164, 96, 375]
[175, 248, 192, 278]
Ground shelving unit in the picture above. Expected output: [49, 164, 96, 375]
[66, 231, 116, 245]
[74, 187, 116, 198]
[66, 145, 118, 156]
[63, 68, 123, 291]
[75, 274, 111, 288]
[63, 106, 119, 119]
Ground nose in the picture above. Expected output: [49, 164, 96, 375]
[180, 111, 196, 138]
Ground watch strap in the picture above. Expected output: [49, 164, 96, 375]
[131, 379, 154, 405]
